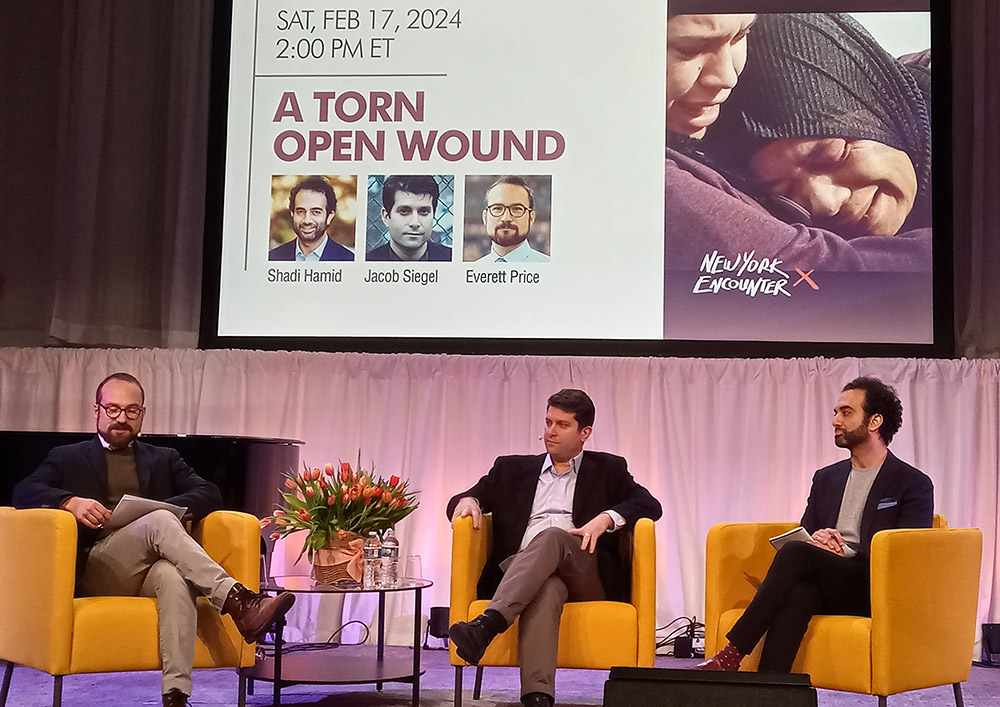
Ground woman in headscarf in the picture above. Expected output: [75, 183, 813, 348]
[703, 13, 932, 240]
[664, 11, 931, 272]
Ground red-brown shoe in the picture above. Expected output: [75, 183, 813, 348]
[695, 642, 744, 671]
[222, 582, 295, 644]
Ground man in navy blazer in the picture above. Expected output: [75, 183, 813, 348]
[698, 376, 933, 673]
[268, 176, 353, 261]
[446, 389, 662, 707]
[13, 373, 295, 707]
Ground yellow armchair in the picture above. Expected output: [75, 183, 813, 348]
[704, 516, 982, 706]
[0, 506, 261, 706]
[449, 515, 656, 706]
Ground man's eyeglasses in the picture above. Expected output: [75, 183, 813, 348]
[486, 203, 531, 218]
[99, 403, 143, 420]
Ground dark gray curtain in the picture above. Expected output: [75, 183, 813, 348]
[0, 0, 212, 348]
[0, 1, 997, 355]
[952, 0, 1000, 357]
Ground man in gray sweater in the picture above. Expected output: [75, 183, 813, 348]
[697, 376, 933, 672]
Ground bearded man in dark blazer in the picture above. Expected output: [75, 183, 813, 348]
[446, 389, 662, 707]
[697, 376, 934, 673]
[13, 373, 295, 707]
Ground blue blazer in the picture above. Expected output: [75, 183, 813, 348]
[799, 450, 933, 557]
[268, 237, 354, 261]
[13, 436, 223, 576]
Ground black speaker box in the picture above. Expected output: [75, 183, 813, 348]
[605, 667, 817, 707]
[428, 606, 451, 639]
[983, 623, 1000, 666]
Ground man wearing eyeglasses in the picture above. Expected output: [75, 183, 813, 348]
[13, 372, 295, 707]
[477, 176, 550, 263]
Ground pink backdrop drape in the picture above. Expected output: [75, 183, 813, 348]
[2, 347, 997, 653]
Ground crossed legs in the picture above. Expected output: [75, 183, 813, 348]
[79, 509, 238, 695]
[724, 541, 871, 672]
[453, 528, 605, 702]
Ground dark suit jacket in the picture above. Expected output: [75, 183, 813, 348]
[268, 236, 354, 261]
[446, 451, 662, 602]
[13, 436, 223, 577]
[799, 450, 933, 557]
[366, 240, 452, 261]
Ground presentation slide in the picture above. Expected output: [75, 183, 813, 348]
[214, 0, 937, 346]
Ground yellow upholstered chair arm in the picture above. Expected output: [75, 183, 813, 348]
[630, 518, 656, 666]
[869, 526, 982, 696]
[449, 514, 491, 627]
[194, 510, 262, 592]
[704, 522, 797, 655]
[0, 507, 79, 674]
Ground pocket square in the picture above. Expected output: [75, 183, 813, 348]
[876, 498, 898, 510]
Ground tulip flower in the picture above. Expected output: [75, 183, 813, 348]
[340, 467, 350, 483]
[389, 475, 400, 487]
[284, 478, 296, 490]
[273, 509, 285, 516]
[305, 488, 315, 497]
[324, 463, 335, 476]
[327, 495, 336, 506]
[270, 532, 281, 541]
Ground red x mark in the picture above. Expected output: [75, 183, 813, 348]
[793, 268, 819, 290]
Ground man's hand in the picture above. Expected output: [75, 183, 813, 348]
[450, 496, 483, 529]
[567, 513, 614, 553]
[809, 527, 846, 556]
[62, 496, 112, 529]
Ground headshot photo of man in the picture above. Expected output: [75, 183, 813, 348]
[366, 175, 453, 262]
[465, 175, 551, 263]
[269, 175, 355, 262]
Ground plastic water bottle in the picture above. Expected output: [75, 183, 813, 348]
[363, 532, 382, 589]
[381, 528, 400, 587]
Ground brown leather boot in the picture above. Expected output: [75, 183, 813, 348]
[695, 641, 744, 671]
[162, 688, 189, 706]
[222, 582, 296, 644]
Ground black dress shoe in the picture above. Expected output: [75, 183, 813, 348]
[449, 612, 502, 665]
[162, 689, 190, 707]
[521, 692, 554, 707]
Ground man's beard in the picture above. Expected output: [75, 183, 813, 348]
[491, 222, 528, 247]
[834, 423, 870, 449]
[101, 424, 137, 448]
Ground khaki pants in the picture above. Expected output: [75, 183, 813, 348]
[79, 509, 238, 695]
[487, 528, 605, 698]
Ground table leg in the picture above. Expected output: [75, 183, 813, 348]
[273, 614, 285, 706]
[376, 591, 386, 691]
[412, 587, 422, 707]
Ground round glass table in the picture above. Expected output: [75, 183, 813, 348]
[238, 576, 434, 707]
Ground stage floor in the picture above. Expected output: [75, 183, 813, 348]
[5, 648, 1000, 706]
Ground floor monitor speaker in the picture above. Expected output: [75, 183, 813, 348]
[604, 667, 817, 707]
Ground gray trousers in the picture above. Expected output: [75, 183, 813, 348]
[79, 509, 238, 696]
[486, 528, 605, 698]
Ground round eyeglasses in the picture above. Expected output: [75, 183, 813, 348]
[486, 203, 531, 218]
[99, 403, 143, 420]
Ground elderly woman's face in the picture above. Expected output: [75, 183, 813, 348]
[666, 14, 756, 139]
[751, 138, 918, 238]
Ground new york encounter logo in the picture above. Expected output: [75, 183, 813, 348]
[692, 251, 818, 297]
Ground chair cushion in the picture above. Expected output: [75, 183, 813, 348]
[467, 599, 638, 668]
[68, 596, 246, 674]
[718, 608, 873, 694]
